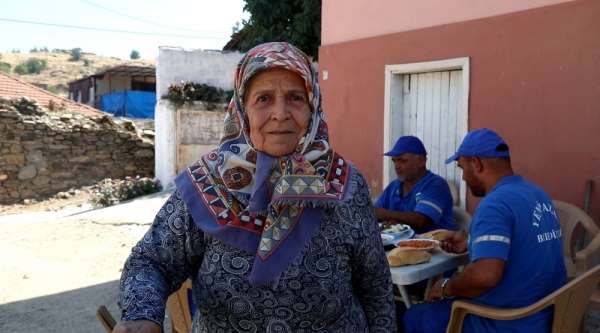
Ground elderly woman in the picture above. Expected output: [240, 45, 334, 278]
[114, 42, 396, 333]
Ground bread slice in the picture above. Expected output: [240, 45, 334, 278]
[387, 248, 432, 267]
[420, 229, 454, 241]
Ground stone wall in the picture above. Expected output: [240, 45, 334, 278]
[0, 99, 154, 204]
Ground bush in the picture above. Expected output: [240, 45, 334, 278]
[13, 64, 27, 75]
[90, 176, 162, 207]
[69, 48, 82, 61]
[47, 85, 59, 94]
[30, 47, 49, 53]
[165, 81, 233, 107]
[0, 62, 11, 73]
[130, 50, 140, 60]
[13, 58, 47, 75]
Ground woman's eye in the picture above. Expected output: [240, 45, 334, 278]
[256, 95, 269, 103]
[290, 94, 306, 102]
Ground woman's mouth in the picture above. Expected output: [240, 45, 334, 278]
[268, 130, 294, 135]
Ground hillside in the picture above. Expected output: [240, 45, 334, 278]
[0, 50, 154, 97]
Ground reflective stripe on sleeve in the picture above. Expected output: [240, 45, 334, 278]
[418, 200, 443, 215]
[473, 235, 511, 245]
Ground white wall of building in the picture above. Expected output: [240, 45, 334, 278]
[156, 47, 243, 97]
[155, 47, 243, 188]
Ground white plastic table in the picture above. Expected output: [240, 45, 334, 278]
[389, 251, 469, 308]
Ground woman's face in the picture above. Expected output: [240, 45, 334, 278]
[245, 68, 311, 157]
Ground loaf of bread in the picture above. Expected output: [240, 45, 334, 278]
[420, 229, 454, 241]
[387, 248, 432, 267]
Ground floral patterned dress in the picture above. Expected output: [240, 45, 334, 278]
[118, 168, 396, 332]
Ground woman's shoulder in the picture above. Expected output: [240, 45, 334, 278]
[343, 162, 371, 201]
[324, 162, 377, 236]
[155, 189, 195, 228]
[323, 160, 373, 219]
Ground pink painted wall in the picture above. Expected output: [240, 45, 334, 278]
[322, 0, 575, 45]
[319, 0, 600, 221]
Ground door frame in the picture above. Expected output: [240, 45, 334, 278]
[383, 57, 470, 207]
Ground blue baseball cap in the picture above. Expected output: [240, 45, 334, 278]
[384, 136, 427, 157]
[445, 128, 510, 164]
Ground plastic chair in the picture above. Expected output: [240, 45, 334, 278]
[95, 279, 193, 333]
[96, 305, 116, 332]
[166, 279, 193, 333]
[445, 265, 600, 333]
[552, 200, 600, 310]
[447, 180, 459, 206]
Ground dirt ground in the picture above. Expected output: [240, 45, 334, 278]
[0, 191, 170, 332]
[0, 187, 94, 215]
[1, 191, 599, 332]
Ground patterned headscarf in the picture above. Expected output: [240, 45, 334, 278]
[175, 42, 353, 285]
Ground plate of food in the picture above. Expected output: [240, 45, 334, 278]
[381, 223, 414, 238]
[380, 223, 415, 248]
[395, 239, 437, 251]
[381, 233, 396, 246]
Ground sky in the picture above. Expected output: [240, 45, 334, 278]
[0, 0, 249, 60]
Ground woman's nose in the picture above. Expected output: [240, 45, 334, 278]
[270, 98, 291, 120]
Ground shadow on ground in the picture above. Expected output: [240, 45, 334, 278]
[0, 280, 121, 333]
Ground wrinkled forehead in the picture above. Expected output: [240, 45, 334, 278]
[244, 68, 306, 95]
[237, 43, 314, 102]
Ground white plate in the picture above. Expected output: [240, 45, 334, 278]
[381, 234, 395, 245]
[381, 229, 415, 246]
[381, 223, 412, 234]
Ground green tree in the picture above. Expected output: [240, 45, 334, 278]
[14, 58, 47, 74]
[0, 62, 11, 73]
[223, 0, 321, 59]
[130, 50, 141, 60]
[69, 48, 82, 61]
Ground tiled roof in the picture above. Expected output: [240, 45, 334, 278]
[0, 72, 105, 117]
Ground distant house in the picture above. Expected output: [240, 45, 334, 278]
[0, 71, 104, 117]
[319, 0, 600, 218]
[68, 64, 156, 118]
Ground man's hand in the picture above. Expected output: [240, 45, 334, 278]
[426, 277, 444, 301]
[112, 320, 161, 333]
[440, 231, 468, 254]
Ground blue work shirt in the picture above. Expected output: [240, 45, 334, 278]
[375, 171, 456, 233]
[465, 175, 566, 333]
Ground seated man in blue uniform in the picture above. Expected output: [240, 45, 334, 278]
[403, 128, 567, 333]
[375, 135, 456, 234]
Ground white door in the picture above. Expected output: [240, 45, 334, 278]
[384, 59, 469, 207]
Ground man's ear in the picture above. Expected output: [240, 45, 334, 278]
[473, 157, 485, 174]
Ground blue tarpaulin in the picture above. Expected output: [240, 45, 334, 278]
[100, 91, 156, 118]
